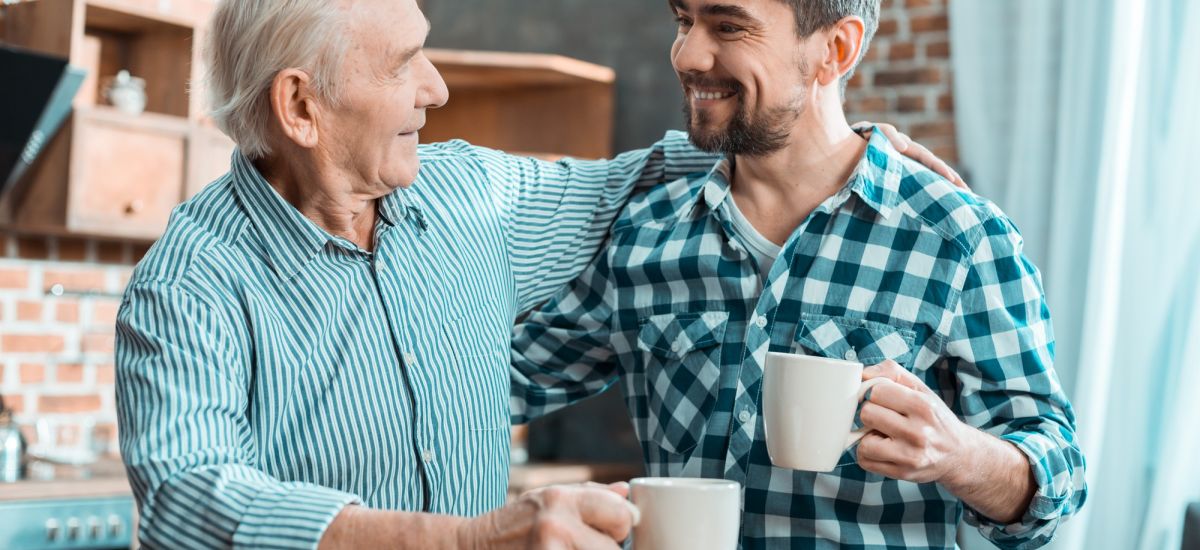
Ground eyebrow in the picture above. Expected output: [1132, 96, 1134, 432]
[668, 0, 763, 25]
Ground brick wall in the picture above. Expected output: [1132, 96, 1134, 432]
[0, 232, 146, 459]
[846, 0, 957, 164]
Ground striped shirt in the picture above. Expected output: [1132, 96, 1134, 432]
[115, 134, 719, 549]
[511, 129, 1087, 549]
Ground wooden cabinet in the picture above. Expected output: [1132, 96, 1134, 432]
[423, 49, 615, 160]
[0, 0, 231, 241]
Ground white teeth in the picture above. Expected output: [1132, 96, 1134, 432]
[692, 90, 734, 100]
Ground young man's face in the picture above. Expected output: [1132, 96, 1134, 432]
[668, 0, 818, 156]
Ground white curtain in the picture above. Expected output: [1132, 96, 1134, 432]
[949, 1, 1200, 549]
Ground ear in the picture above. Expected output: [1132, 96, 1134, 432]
[268, 68, 322, 149]
[816, 16, 866, 88]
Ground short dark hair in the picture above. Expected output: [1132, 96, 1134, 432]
[781, 0, 881, 94]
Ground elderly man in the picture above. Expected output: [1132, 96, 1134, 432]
[510, 0, 1087, 548]
[115, 0, 956, 548]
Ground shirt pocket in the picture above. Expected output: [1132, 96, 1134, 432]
[635, 311, 728, 456]
[791, 313, 917, 367]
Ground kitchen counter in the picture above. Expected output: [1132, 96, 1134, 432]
[508, 462, 644, 497]
[0, 457, 131, 501]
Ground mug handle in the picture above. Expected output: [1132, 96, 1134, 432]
[843, 377, 890, 450]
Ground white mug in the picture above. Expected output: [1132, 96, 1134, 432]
[629, 477, 740, 550]
[762, 351, 889, 472]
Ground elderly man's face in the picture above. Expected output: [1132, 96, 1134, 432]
[322, 0, 447, 191]
[669, 0, 817, 156]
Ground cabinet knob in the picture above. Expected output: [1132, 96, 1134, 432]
[125, 199, 145, 215]
[66, 517, 81, 540]
[45, 518, 61, 541]
[107, 514, 124, 538]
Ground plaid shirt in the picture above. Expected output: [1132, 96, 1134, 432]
[511, 129, 1087, 549]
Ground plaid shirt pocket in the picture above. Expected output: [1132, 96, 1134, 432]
[636, 311, 729, 455]
[792, 313, 917, 366]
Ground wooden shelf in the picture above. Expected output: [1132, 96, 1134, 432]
[421, 48, 615, 160]
[0, 0, 231, 241]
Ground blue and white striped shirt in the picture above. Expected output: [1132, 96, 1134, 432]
[115, 134, 719, 549]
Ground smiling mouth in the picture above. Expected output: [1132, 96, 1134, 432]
[691, 88, 736, 101]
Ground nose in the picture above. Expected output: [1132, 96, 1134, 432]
[415, 51, 449, 109]
[671, 29, 716, 75]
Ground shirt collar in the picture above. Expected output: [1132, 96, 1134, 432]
[230, 152, 423, 280]
[689, 126, 905, 220]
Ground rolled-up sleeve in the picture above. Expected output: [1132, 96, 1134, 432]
[943, 218, 1087, 549]
[116, 282, 359, 549]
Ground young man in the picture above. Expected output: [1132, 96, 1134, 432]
[511, 0, 1087, 547]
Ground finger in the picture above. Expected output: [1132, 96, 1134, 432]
[878, 124, 910, 151]
[560, 522, 625, 550]
[850, 120, 870, 132]
[605, 481, 631, 499]
[856, 431, 911, 464]
[862, 361, 929, 394]
[857, 453, 906, 480]
[859, 401, 923, 445]
[863, 379, 927, 418]
[575, 488, 638, 542]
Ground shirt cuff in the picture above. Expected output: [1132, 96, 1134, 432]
[232, 483, 361, 549]
[963, 432, 1071, 549]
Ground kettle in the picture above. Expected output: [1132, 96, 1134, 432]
[0, 395, 26, 482]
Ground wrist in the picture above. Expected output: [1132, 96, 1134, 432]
[937, 423, 985, 490]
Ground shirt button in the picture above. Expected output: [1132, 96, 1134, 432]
[671, 341, 682, 353]
[844, 349, 858, 362]
[374, 261, 386, 274]
[422, 449, 435, 462]
[738, 409, 753, 423]
[754, 316, 767, 329]
[404, 352, 417, 365]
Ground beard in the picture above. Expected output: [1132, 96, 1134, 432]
[680, 75, 804, 157]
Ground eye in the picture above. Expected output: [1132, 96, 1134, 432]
[716, 22, 745, 36]
[674, 14, 694, 32]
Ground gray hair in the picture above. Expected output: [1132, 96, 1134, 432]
[204, 0, 349, 159]
[780, 0, 881, 94]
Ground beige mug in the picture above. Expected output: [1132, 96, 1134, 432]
[629, 477, 740, 550]
[762, 351, 890, 472]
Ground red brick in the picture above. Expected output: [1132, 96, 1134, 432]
[847, 72, 868, 89]
[19, 363, 45, 384]
[911, 14, 949, 33]
[16, 236, 49, 260]
[82, 332, 115, 354]
[95, 363, 116, 384]
[931, 144, 960, 165]
[39, 394, 102, 413]
[874, 67, 942, 86]
[4, 334, 65, 354]
[926, 40, 951, 59]
[16, 301, 42, 322]
[56, 363, 85, 383]
[889, 41, 917, 61]
[905, 0, 938, 7]
[876, 18, 900, 37]
[1, 394, 25, 414]
[56, 238, 89, 262]
[937, 93, 955, 112]
[912, 120, 957, 138]
[91, 300, 121, 327]
[55, 300, 80, 323]
[848, 96, 889, 113]
[43, 269, 106, 293]
[898, 95, 927, 112]
[96, 241, 127, 264]
[0, 268, 28, 289]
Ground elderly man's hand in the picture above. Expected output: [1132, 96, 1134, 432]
[851, 122, 969, 191]
[855, 360, 974, 484]
[456, 482, 639, 550]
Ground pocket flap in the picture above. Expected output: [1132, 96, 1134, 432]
[793, 313, 916, 365]
[637, 311, 729, 360]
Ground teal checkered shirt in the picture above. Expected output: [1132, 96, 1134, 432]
[511, 129, 1087, 549]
